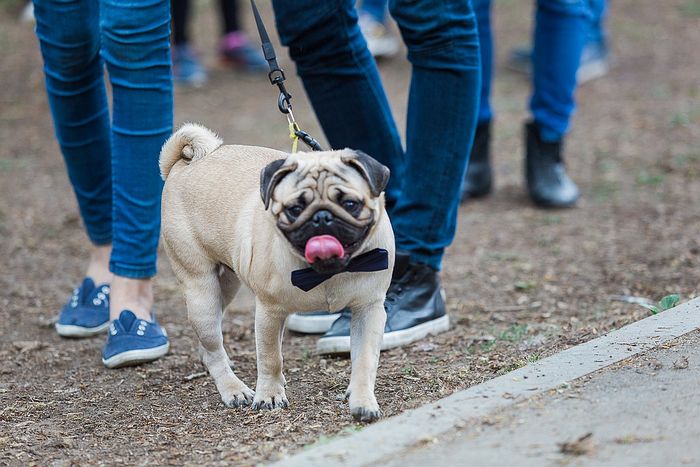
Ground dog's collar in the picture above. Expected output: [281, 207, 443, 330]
[291, 248, 389, 292]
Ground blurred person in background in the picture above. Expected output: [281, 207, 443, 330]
[462, 0, 596, 208]
[33, 0, 173, 368]
[171, 0, 267, 87]
[507, 0, 609, 84]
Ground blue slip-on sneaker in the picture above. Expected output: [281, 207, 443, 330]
[102, 310, 170, 369]
[55, 278, 110, 338]
[286, 310, 342, 334]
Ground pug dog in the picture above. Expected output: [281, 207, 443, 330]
[159, 124, 394, 421]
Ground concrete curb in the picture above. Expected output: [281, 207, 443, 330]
[270, 298, 700, 467]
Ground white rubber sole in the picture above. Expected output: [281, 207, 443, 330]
[316, 315, 450, 355]
[287, 312, 341, 334]
[55, 321, 110, 338]
[576, 61, 609, 84]
[102, 342, 170, 369]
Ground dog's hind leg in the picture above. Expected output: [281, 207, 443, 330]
[346, 301, 386, 422]
[216, 264, 240, 369]
[251, 300, 289, 410]
[185, 270, 254, 408]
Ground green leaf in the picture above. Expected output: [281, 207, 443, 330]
[639, 303, 660, 315]
[659, 294, 681, 311]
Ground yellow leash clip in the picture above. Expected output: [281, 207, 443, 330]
[288, 120, 300, 154]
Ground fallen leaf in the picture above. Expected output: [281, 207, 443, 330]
[673, 356, 689, 370]
[559, 432, 595, 456]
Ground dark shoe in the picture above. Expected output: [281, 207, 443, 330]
[316, 252, 450, 354]
[286, 310, 342, 334]
[525, 122, 580, 208]
[461, 120, 493, 201]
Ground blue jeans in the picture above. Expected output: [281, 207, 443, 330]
[588, 0, 607, 44]
[272, 0, 480, 270]
[475, 0, 592, 141]
[360, 0, 388, 23]
[33, 0, 173, 279]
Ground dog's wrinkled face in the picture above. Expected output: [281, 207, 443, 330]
[260, 149, 390, 274]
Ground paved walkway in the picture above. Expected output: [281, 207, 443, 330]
[271, 298, 700, 466]
[387, 330, 700, 466]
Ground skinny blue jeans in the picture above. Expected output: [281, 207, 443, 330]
[33, 0, 173, 278]
[272, 0, 481, 270]
[475, 0, 592, 141]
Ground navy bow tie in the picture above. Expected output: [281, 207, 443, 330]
[291, 248, 389, 292]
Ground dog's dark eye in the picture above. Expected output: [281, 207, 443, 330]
[285, 205, 304, 221]
[342, 199, 360, 213]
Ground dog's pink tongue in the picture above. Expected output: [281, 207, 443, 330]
[305, 235, 345, 264]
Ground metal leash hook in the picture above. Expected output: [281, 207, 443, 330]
[251, 0, 323, 152]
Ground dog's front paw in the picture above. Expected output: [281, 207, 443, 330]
[348, 391, 382, 423]
[251, 382, 289, 410]
[219, 380, 255, 408]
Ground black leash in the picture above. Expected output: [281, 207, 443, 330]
[250, 0, 323, 152]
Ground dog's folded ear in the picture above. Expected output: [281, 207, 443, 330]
[260, 159, 298, 210]
[341, 150, 390, 197]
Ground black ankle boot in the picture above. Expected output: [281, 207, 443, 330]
[525, 121, 580, 208]
[461, 121, 492, 201]
[316, 252, 450, 354]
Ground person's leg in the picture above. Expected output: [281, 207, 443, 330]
[530, 0, 589, 143]
[274, 0, 480, 351]
[171, 0, 207, 87]
[100, 0, 173, 321]
[474, 0, 493, 126]
[34, 0, 115, 337]
[588, 0, 606, 45]
[526, 0, 589, 207]
[388, 0, 480, 270]
[272, 0, 405, 212]
[219, 0, 240, 34]
[171, 0, 189, 46]
[218, 0, 267, 72]
[360, 0, 388, 23]
[462, 0, 493, 200]
[33, 0, 112, 256]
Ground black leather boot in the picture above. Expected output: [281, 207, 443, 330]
[461, 121, 493, 201]
[525, 121, 580, 208]
[316, 251, 450, 354]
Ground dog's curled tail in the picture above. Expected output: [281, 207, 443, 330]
[159, 123, 223, 180]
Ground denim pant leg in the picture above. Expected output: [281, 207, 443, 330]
[101, 0, 173, 279]
[588, 0, 607, 44]
[360, 0, 389, 23]
[472, 0, 494, 123]
[33, 0, 112, 246]
[473, 0, 493, 125]
[388, 0, 481, 270]
[272, 0, 405, 211]
[530, 0, 590, 142]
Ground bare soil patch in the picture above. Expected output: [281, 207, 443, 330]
[1, 1, 699, 465]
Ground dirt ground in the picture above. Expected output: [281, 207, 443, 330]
[1, 1, 699, 465]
